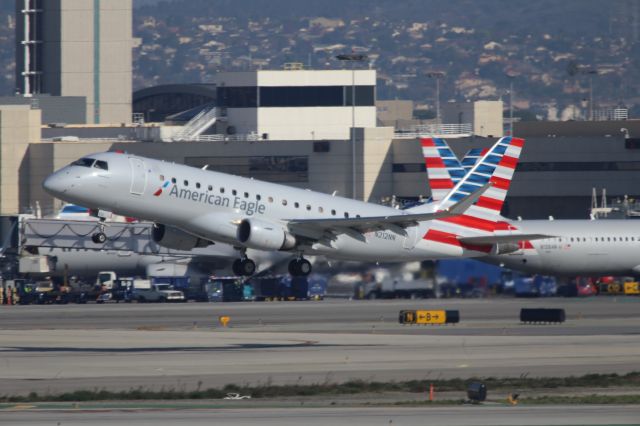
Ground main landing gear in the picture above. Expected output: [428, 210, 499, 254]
[288, 257, 312, 277]
[232, 256, 256, 276]
[91, 220, 107, 244]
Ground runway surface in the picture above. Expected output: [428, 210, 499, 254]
[2, 405, 640, 426]
[1, 298, 639, 396]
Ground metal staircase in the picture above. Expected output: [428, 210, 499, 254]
[172, 106, 221, 141]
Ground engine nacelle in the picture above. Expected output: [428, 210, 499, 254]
[493, 242, 520, 255]
[237, 218, 296, 251]
[152, 223, 210, 251]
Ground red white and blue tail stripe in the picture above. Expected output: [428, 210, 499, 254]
[461, 148, 487, 173]
[437, 136, 523, 221]
[413, 136, 525, 254]
[421, 138, 467, 202]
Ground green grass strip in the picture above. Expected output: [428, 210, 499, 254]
[2, 372, 640, 403]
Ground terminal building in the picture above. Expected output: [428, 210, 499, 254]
[3, 87, 640, 221]
[14, 0, 132, 124]
[2, 2, 640, 222]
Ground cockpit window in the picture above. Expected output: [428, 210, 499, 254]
[71, 158, 95, 167]
[94, 160, 108, 170]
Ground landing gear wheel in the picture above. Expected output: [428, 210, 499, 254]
[232, 259, 243, 276]
[233, 258, 256, 276]
[91, 232, 107, 244]
[288, 258, 312, 277]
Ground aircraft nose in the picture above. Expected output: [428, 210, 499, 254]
[42, 172, 68, 196]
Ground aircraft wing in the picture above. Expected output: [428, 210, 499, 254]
[457, 234, 553, 245]
[287, 183, 491, 238]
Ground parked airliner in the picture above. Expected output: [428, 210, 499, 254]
[43, 137, 544, 276]
[421, 137, 640, 276]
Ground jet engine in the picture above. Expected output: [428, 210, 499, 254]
[152, 224, 211, 251]
[493, 243, 520, 255]
[237, 218, 296, 251]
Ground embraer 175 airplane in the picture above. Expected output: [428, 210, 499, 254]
[421, 137, 640, 276]
[43, 137, 544, 277]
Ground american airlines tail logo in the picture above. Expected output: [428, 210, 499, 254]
[154, 181, 171, 196]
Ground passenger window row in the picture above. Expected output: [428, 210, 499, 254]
[167, 176, 360, 218]
[562, 236, 637, 243]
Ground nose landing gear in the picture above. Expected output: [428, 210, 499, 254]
[91, 231, 107, 244]
[288, 257, 312, 277]
[91, 219, 107, 244]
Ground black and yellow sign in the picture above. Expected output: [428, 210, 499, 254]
[399, 310, 460, 325]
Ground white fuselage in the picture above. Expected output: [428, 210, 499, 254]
[482, 219, 640, 276]
[43, 152, 487, 263]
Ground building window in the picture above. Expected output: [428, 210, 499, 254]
[392, 163, 427, 173]
[216, 86, 258, 108]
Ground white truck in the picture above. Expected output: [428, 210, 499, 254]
[131, 280, 185, 303]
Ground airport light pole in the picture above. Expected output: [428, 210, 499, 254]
[336, 53, 368, 200]
[427, 72, 445, 126]
[586, 70, 597, 121]
[507, 74, 515, 136]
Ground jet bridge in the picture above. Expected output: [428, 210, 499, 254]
[19, 218, 234, 257]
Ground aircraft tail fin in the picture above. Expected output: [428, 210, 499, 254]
[412, 136, 525, 248]
[421, 138, 466, 202]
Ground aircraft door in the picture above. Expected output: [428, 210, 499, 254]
[403, 226, 418, 250]
[129, 158, 147, 195]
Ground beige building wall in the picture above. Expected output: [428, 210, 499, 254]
[376, 100, 414, 127]
[0, 106, 41, 215]
[41, 0, 132, 124]
[473, 100, 503, 138]
[357, 127, 394, 202]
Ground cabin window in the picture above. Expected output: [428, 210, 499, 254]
[244, 192, 249, 198]
[282, 199, 288, 206]
[256, 194, 261, 201]
[608, 237, 611, 242]
[318, 207, 324, 213]
[196, 182, 201, 189]
[294, 202, 299, 208]
[306, 205, 311, 211]
[220, 187, 225, 193]
[171, 178, 176, 184]
[208, 185, 213, 191]
[232, 189, 237, 196]
[183, 180, 189, 186]
[331, 209, 336, 216]
[268, 196, 274, 203]
[344, 212, 349, 218]
[570, 238, 574, 242]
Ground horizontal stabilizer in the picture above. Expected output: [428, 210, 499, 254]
[458, 234, 553, 245]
